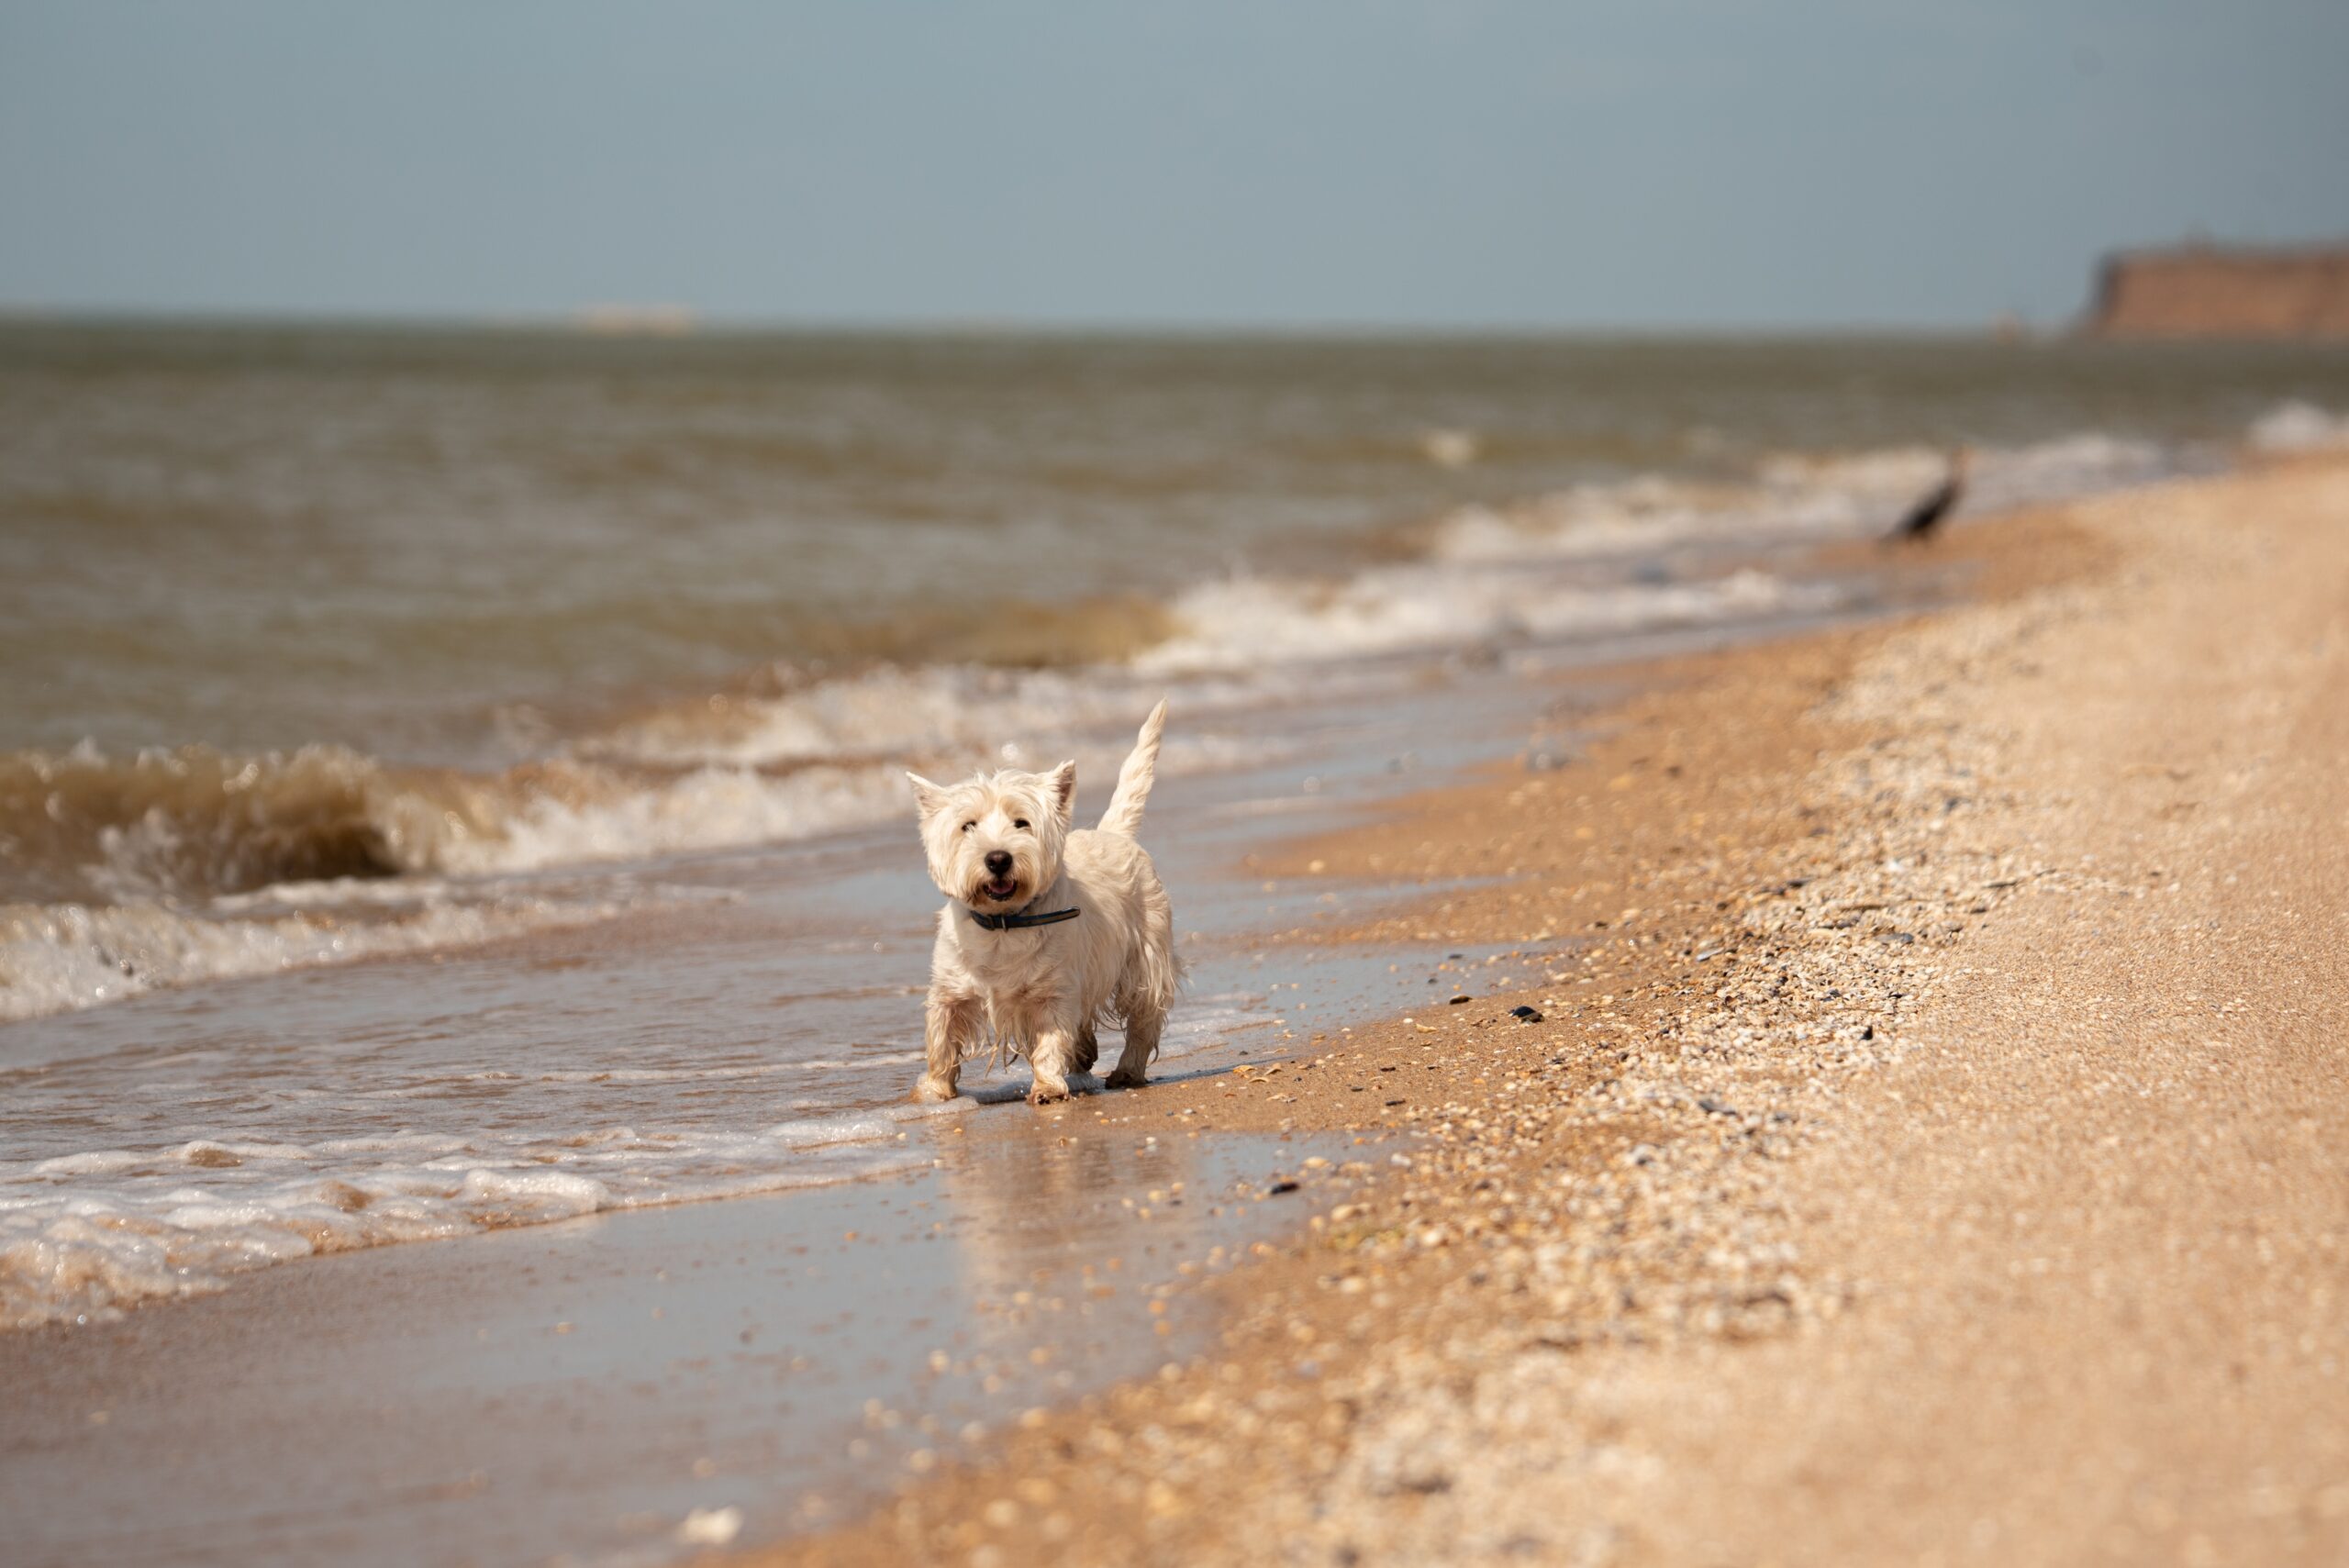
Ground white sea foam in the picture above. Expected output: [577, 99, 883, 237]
[2248, 400, 2349, 453]
[1137, 564, 1838, 673]
[578, 663, 1272, 772]
[1958, 432, 2174, 509]
[1434, 431, 2176, 569]
[0, 1106, 947, 1329]
[416, 706, 1288, 881]
[0, 890, 624, 1022]
[421, 751, 1153, 880]
[428, 762, 909, 876]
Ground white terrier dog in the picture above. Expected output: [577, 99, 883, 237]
[906, 702, 1179, 1106]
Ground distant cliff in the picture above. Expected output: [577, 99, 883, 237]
[2087, 244, 2349, 339]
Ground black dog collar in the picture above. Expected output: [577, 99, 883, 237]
[967, 906, 1082, 932]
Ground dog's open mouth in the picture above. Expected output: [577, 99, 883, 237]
[979, 877, 1019, 903]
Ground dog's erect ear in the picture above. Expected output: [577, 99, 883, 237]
[1047, 760, 1077, 817]
[906, 772, 949, 818]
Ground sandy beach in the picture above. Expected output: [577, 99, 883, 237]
[738, 454, 2349, 1567]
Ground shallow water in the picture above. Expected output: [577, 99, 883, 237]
[0, 1117, 1358, 1568]
[0, 654, 1590, 1329]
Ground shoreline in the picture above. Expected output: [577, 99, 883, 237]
[745, 453, 2349, 1566]
[0, 596, 1916, 1336]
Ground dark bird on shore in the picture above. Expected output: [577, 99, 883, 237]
[1887, 448, 1970, 543]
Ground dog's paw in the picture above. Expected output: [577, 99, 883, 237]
[1027, 1081, 1072, 1106]
[912, 1075, 959, 1104]
[1105, 1068, 1148, 1090]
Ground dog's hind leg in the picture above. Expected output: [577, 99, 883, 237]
[1072, 1023, 1099, 1075]
[1105, 1001, 1162, 1090]
[915, 990, 982, 1103]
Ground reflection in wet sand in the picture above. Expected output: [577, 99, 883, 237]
[931, 1110, 1230, 1377]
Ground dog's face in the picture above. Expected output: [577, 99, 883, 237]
[907, 762, 1076, 914]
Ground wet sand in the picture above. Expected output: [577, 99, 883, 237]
[741, 454, 2349, 1566]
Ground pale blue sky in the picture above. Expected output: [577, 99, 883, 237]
[2, 1, 2343, 328]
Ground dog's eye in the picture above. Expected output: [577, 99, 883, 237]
[959, 820, 975, 833]
[1012, 818, 1030, 830]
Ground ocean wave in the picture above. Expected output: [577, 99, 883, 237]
[0, 732, 1242, 1019]
[427, 760, 906, 875]
[1135, 565, 1840, 673]
[0, 739, 893, 906]
[1431, 431, 2176, 568]
[0, 742, 448, 905]
[0, 544, 1824, 929]
[577, 662, 1255, 769]
[0, 424, 2232, 1024]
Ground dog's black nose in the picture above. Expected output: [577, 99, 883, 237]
[984, 851, 1013, 875]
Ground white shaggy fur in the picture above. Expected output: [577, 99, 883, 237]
[906, 702, 1179, 1105]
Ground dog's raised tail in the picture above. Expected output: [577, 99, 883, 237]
[1095, 700, 1168, 838]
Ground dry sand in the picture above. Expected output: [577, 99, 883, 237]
[743, 453, 2349, 1567]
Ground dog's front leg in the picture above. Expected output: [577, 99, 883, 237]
[916, 990, 982, 1103]
[1027, 1027, 1081, 1105]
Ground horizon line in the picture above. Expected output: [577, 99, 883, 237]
[0, 303, 2072, 342]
